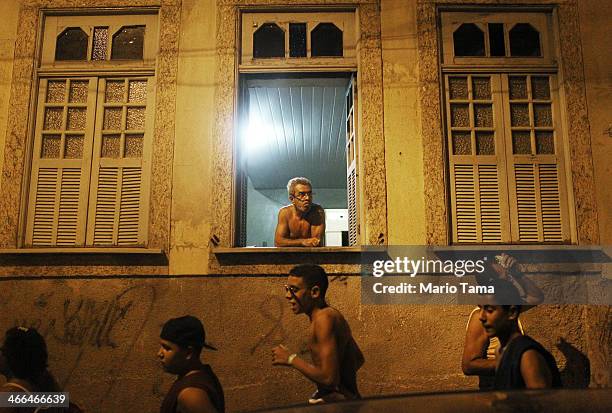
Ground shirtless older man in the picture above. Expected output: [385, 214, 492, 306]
[274, 177, 325, 247]
[272, 265, 364, 404]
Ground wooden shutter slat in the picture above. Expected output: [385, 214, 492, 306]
[479, 164, 502, 242]
[454, 164, 478, 242]
[117, 167, 142, 245]
[93, 167, 119, 245]
[514, 164, 540, 242]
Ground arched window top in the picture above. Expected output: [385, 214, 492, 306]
[453, 23, 485, 57]
[253, 23, 285, 58]
[510, 23, 541, 57]
[55, 27, 88, 61]
[111, 26, 145, 60]
[311, 23, 343, 57]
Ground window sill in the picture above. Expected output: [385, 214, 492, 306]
[0, 247, 168, 270]
[211, 246, 387, 273]
[434, 245, 611, 264]
[0, 247, 164, 255]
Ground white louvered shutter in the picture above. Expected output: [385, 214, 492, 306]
[503, 74, 570, 242]
[345, 76, 359, 245]
[447, 75, 511, 243]
[86, 78, 154, 246]
[25, 78, 96, 246]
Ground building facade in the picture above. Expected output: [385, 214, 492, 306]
[0, 0, 609, 411]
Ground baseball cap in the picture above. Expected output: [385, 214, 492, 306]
[160, 315, 217, 350]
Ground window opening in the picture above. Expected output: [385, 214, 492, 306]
[509, 23, 541, 56]
[55, 28, 88, 60]
[311, 23, 343, 57]
[111, 26, 145, 60]
[488, 23, 506, 56]
[253, 23, 285, 58]
[453, 23, 485, 56]
[237, 74, 354, 247]
[289, 23, 307, 58]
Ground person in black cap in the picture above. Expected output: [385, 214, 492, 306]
[158, 316, 225, 413]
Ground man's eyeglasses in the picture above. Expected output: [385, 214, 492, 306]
[285, 285, 301, 295]
[293, 191, 314, 200]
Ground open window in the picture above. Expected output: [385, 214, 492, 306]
[235, 74, 359, 247]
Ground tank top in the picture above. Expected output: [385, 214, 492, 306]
[160, 365, 225, 413]
[495, 335, 562, 389]
[467, 307, 525, 390]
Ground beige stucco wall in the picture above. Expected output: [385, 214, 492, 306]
[0, 277, 595, 412]
[169, 0, 217, 274]
[0, 1, 19, 193]
[381, 0, 427, 244]
[579, 0, 612, 244]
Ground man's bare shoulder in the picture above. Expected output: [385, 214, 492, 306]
[312, 306, 346, 326]
[278, 205, 293, 216]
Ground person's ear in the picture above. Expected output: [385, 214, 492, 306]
[310, 285, 321, 299]
[507, 305, 520, 320]
[185, 346, 195, 360]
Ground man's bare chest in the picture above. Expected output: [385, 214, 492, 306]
[288, 217, 312, 237]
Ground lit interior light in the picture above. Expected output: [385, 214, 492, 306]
[246, 113, 273, 153]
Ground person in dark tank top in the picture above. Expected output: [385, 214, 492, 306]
[477, 279, 561, 390]
[158, 316, 225, 413]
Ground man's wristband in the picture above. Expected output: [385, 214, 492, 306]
[287, 353, 297, 365]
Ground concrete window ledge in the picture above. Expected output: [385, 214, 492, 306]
[210, 246, 390, 275]
[0, 248, 168, 269]
[0, 248, 164, 255]
[431, 245, 611, 264]
[212, 246, 373, 266]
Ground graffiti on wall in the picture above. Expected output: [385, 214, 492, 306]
[0, 283, 157, 406]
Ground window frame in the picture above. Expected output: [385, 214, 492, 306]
[20, 11, 159, 249]
[232, 9, 362, 248]
[240, 10, 357, 72]
[440, 8, 574, 245]
[440, 11, 555, 66]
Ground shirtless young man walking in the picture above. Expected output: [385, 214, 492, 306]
[274, 177, 325, 247]
[272, 264, 364, 404]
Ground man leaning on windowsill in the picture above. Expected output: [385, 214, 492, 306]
[274, 177, 325, 247]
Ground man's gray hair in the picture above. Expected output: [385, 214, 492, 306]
[287, 177, 312, 196]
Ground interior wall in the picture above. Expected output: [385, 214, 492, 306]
[246, 177, 283, 247]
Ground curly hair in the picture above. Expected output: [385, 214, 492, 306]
[2, 327, 48, 381]
[287, 177, 312, 196]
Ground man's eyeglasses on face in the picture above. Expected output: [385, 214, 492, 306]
[293, 191, 314, 200]
[284, 285, 301, 295]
